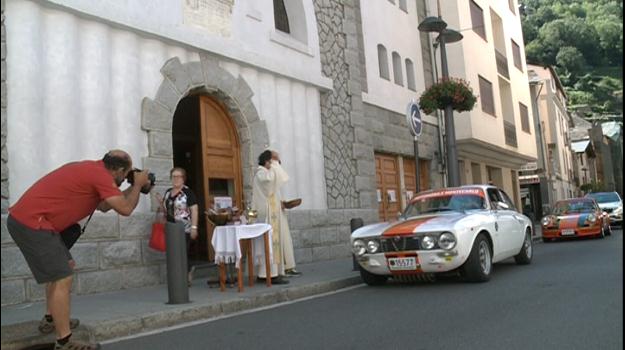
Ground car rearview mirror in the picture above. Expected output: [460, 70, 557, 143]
[496, 202, 509, 210]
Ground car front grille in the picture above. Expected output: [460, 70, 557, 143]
[603, 208, 614, 213]
[380, 236, 420, 252]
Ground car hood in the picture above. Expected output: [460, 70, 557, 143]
[596, 201, 622, 210]
[351, 212, 473, 239]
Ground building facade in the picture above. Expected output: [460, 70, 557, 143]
[426, 0, 538, 210]
[359, 0, 443, 222]
[1, 0, 386, 306]
[527, 64, 576, 205]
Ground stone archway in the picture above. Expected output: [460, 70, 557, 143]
[140, 53, 269, 204]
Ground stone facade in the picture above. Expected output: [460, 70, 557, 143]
[314, 0, 375, 211]
[1, 0, 8, 213]
[364, 102, 443, 189]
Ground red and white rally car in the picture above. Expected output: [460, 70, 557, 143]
[541, 197, 611, 242]
[351, 185, 533, 285]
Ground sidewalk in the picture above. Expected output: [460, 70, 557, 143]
[1, 258, 361, 350]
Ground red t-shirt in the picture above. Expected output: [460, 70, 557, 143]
[9, 160, 122, 232]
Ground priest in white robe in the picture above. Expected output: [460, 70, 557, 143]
[253, 150, 299, 283]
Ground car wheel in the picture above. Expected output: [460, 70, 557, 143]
[461, 234, 491, 283]
[514, 230, 532, 265]
[359, 266, 388, 286]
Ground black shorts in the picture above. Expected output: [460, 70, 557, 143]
[7, 215, 73, 284]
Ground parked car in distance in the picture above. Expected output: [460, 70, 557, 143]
[351, 185, 533, 285]
[585, 192, 623, 227]
[541, 198, 611, 242]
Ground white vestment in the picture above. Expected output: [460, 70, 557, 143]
[252, 161, 296, 278]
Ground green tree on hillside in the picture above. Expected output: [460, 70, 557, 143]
[520, 0, 623, 115]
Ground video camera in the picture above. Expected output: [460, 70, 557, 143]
[126, 168, 156, 194]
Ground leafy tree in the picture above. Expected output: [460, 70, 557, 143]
[556, 46, 586, 75]
[520, 0, 623, 115]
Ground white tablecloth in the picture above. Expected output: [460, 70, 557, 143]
[211, 223, 273, 268]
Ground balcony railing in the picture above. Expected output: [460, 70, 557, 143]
[495, 49, 510, 79]
[504, 121, 517, 147]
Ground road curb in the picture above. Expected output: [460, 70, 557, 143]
[1, 276, 363, 350]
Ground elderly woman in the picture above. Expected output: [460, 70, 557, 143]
[158, 167, 199, 286]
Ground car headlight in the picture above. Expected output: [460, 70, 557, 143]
[586, 214, 597, 223]
[541, 216, 551, 226]
[438, 232, 456, 250]
[614, 206, 623, 215]
[421, 235, 436, 250]
[352, 239, 366, 256]
[366, 240, 380, 254]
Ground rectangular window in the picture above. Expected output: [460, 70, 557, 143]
[479, 75, 496, 116]
[511, 39, 523, 71]
[519, 102, 530, 133]
[508, 0, 516, 14]
[399, 0, 408, 12]
[470, 0, 486, 40]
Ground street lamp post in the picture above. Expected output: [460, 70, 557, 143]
[418, 7, 463, 187]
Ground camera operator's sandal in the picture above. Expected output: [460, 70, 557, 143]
[54, 340, 101, 350]
[39, 316, 80, 334]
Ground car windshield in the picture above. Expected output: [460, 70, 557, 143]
[403, 189, 486, 217]
[586, 192, 620, 203]
[553, 200, 596, 215]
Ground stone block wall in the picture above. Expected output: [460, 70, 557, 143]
[1, 213, 166, 306]
[1, 0, 8, 213]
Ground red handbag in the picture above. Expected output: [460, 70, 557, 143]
[149, 206, 166, 252]
[149, 222, 166, 252]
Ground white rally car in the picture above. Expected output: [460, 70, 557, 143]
[351, 185, 533, 285]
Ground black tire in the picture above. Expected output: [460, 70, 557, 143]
[514, 230, 533, 265]
[359, 266, 388, 286]
[461, 234, 492, 283]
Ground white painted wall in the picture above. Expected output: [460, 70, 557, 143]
[360, 0, 437, 124]
[6, 0, 327, 211]
[38, 0, 331, 89]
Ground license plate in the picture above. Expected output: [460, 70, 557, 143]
[561, 229, 576, 236]
[388, 257, 418, 271]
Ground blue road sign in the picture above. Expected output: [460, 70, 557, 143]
[406, 101, 422, 137]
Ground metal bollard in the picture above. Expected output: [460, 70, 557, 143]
[350, 218, 364, 271]
[165, 221, 190, 304]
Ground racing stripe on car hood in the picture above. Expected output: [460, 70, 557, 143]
[382, 217, 434, 236]
[558, 215, 582, 229]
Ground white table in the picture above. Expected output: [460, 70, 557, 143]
[211, 223, 273, 291]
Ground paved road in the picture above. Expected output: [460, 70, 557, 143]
[105, 229, 623, 350]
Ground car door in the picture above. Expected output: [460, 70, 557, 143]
[486, 188, 517, 260]
[498, 189, 526, 252]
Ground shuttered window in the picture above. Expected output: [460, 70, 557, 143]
[511, 39, 523, 71]
[470, 0, 486, 40]
[479, 75, 496, 116]
[519, 102, 530, 133]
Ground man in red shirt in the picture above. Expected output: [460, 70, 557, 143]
[8, 150, 151, 350]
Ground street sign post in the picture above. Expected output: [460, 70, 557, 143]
[406, 101, 422, 193]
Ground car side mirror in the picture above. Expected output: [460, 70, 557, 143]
[496, 202, 509, 210]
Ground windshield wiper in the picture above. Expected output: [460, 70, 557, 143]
[422, 207, 454, 213]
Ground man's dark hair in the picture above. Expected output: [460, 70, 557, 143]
[102, 151, 131, 171]
[258, 150, 273, 166]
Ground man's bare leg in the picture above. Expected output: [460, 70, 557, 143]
[48, 275, 73, 340]
[46, 260, 75, 316]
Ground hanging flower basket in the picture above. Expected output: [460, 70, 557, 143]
[419, 78, 477, 115]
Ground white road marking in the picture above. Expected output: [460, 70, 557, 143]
[101, 284, 365, 345]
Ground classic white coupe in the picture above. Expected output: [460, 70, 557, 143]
[351, 185, 533, 285]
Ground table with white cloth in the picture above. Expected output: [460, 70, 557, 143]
[210, 223, 273, 291]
